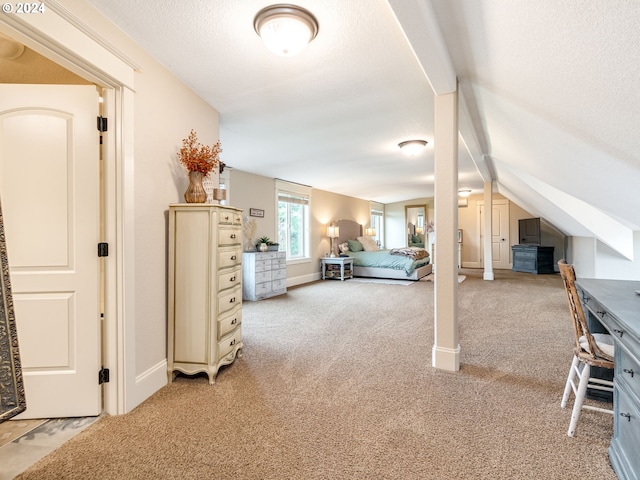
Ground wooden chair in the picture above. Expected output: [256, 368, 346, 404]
[558, 259, 614, 437]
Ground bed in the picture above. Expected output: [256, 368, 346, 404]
[334, 219, 432, 281]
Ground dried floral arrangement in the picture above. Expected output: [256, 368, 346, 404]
[177, 129, 222, 175]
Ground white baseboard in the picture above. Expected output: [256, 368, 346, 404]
[126, 359, 167, 413]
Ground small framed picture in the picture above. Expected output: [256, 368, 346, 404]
[249, 208, 264, 218]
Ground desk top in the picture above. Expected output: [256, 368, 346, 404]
[577, 278, 640, 334]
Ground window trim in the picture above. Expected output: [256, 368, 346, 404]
[275, 180, 312, 263]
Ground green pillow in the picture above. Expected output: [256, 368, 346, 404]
[347, 239, 364, 252]
[412, 234, 421, 243]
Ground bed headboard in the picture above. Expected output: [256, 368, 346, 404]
[334, 219, 362, 247]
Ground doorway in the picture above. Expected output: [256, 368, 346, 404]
[1, 11, 136, 416]
[478, 200, 511, 269]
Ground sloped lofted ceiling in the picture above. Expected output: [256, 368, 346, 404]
[85, 0, 640, 258]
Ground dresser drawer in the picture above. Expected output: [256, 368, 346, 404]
[218, 227, 241, 247]
[272, 268, 286, 280]
[218, 327, 242, 360]
[218, 268, 241, 292]
[273, 257, 287, 269]
[614, 384, 640, 472]
[218, 286, 241, 315]
[617, 346, 640, 401]
[218, 306, 241, 339]
[255, 259, 272, 272]
[218, 209, 241, 226]
[272, 278, 286, 292]
[218, 247, 242, 269]
[255, 281, 273, 296]
[255, 270, 272, 283]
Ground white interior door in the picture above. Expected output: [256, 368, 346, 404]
[479, 201, 510, 269]
[0, 84, 101, 419]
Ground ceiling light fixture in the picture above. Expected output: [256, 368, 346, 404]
[458, 189, 472, 197]
[398, 140, 428, 156]
[254, 4, 319, 56]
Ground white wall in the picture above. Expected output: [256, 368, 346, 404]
[569, 233, 640, 280]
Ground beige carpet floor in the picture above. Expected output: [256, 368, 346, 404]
[17, 269, 616, 479]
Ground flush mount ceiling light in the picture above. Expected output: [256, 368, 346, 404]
[458, 189, 472, 197]
[398, 140, 428, 156]
[254, 4, 319, 56]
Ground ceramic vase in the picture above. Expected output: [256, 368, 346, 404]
[184, 171, 207, 203]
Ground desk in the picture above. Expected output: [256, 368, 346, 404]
[576, 279, 640, 480]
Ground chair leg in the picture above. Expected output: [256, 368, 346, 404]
[561, 355, 579, 408]
[567, 362, 591, 437]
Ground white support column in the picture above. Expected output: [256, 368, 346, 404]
[432, 89, 460, 372]
[483, 181, 495, 280]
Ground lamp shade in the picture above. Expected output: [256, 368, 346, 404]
[213, 188, 227, 201]
[254, 4, 319, 56]
[364, 227, 376, 236]
[327, 225, 339, 238]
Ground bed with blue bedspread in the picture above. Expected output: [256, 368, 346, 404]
[334, 219, 432, 281]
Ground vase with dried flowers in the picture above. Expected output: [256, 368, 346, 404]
[177, 129, 222, 203]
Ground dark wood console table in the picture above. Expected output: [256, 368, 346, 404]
[576, 278, 640, 480]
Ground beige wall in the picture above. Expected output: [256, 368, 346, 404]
[54, 1, 221, 378]
[229, 169, 370, 285]
[385, 198, 433, 249]
[390, 193, 566, 270]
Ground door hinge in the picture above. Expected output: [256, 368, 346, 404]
[97, 116, 108, 132]
[98, 367, 110, 384]
[98, 242, 109, 257]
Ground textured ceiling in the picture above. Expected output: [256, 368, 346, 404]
[84, 0, 482, 204]
[85, 0, 640, 255]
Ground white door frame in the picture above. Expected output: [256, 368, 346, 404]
[1, 3, 137, 415]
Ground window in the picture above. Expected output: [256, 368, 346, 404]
[218, 170, 229, 206]
[370, 203, 384, 247]
[276, 180, 310, 261]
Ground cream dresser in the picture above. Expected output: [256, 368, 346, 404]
[242, 251, 286, 301]
[167, 204, 243, 384]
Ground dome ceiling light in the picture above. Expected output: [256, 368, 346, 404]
[398, 140, 428, 156]
[254, 4, 319, 56]
[458, 189, 472, 197]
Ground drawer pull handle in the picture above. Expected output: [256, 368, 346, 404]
[224, 215, 230, 221]
[596, 310, 607, 318]
[613, 329, 624, 338]
[229, 297, 236, 303]
[231, 318, 237, 325]
[230, 233, 237, 239]
[230, 255, 237, 260]
[230, 339, 236, 346]
[620, 413, 632, 422]
[623, 368, 634, 378]
[230, 276, 236, 282]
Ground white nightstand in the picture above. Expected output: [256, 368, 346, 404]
[321, 256, 354, 281]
